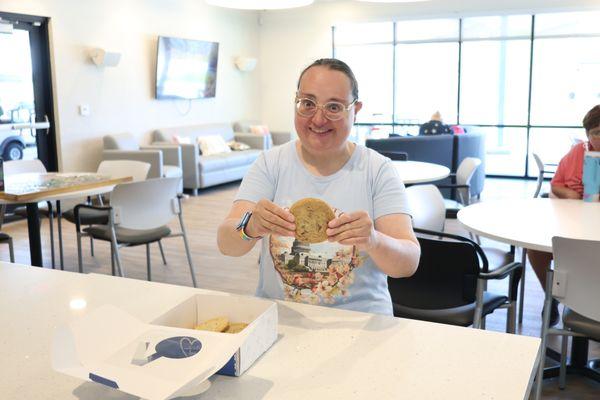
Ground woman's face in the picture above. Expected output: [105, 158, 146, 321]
[294, 66, 362, 157]
[587, 125, 600, 150]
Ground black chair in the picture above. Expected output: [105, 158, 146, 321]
[388, 228, 522, 333]
[377, 150, 408, 161]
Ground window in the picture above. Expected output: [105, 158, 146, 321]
[333, 11, 600, 177]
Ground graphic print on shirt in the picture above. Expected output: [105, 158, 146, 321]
[269, 235, 363, 305]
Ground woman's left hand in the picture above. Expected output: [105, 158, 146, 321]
[327, 211, 379, 252]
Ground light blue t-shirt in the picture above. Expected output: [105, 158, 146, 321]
[235, 141, 410, 315]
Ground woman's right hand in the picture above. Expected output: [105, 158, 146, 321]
[246, 199, 296, 238]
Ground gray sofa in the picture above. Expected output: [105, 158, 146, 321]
[153, 123, 268, 195]
[233, 120, 292, 147]
[365, 131, 486, 198]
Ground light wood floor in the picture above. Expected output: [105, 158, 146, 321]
[1, 178, 598, 399]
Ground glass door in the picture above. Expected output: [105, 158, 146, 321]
[0, 12, 57, 170]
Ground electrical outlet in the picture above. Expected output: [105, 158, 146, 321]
[79, 104, 91, 117]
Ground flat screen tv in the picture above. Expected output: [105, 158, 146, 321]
[155, 36, 219, 100]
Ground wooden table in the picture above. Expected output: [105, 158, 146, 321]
[0, 173, 131, 266]
[393, 160, 450, 184]
[0, 262, 541, 400]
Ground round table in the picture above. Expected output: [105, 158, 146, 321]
[393, 161, 450, 184]
[459, 198, 600, 379]
[457, 198, 600, 252]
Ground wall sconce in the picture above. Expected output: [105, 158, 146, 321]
[89, 48, 121, 67]
[234, 56, 257, 72]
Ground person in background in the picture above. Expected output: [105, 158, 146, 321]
[419, 111, 452, 135]
[528, 104, 600, 326]
[217, 58, 420, 315]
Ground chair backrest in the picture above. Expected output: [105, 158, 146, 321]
[388, 233, 482, 309]
[552, 237, 600, 322]
[4, 159, 47, 175]
[455, 157, 482, 186]
[405, 184, 445, 231]
[103, 133, 140, 151]
[110, 177, 180, 230]
[97, 160, 151, 182]
[532, 153, 544, 172]
[378, 150, 408, 161]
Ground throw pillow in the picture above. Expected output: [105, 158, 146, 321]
[197, 135, 232, 156]
[228, 140, 251, 151]
[250, 125, 270, 136]
[173, 135, 192, 144]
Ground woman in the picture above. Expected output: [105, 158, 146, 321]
[529, 104, 600, 326]
[217, 58, 420, 315]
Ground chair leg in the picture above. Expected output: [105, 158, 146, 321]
[146, 243, 152, 281]
[110, 241, 116, 276]
[57, 200, 64, 271]
[109, 228, 124, 278]
[534, 270, 555, 400]
[559, 334, 569, 389]
[518, 247, 527, 324]
[76, 232, 84, 273]
[534, 172, 543, 198]
[47, 202, 55, 269]
[8, 238, 15, 263]
[158, 240, 167, 265]
[89, 232, 94, 257]
[473, 279, 485, 329]
[506, 301, 517, 334]
[178, 212, 197, 288]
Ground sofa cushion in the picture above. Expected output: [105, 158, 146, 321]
[103, 133, 139, 151]
[162, 165, 182, 178]
[155, 123, 236, 144]
[199, 150, 261, 173]
[197, 135, 231, 156]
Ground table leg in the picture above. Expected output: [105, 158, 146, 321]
[26, 202, 43, 267]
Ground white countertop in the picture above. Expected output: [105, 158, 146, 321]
[0, 263, 541, 400]
[458, 198, 600, 252]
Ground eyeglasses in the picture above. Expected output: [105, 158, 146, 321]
[295, 97, 357, 121]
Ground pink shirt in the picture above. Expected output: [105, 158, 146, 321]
[551, 142, 597, 196]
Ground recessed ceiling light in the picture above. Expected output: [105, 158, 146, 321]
[206, 0, 314, 10]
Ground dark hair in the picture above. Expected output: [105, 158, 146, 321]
[583, 105, 600, 132]
[297, 58, 359, 101]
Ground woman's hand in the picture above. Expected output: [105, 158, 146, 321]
[246, 199, 296, 238]
[326, 211, 379, 252]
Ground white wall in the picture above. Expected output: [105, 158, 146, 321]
[259, 0, 600, 134]
[0, 0, 261, 172]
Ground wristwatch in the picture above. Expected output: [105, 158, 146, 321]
[236, 211, 262, 241]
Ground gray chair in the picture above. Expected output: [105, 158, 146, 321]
[102, 133, 183, 191]
[74, 177, 197, 287]
[4, 159, 57, 267]
[63, 160, 154, 271]
[534, 237, 600, 399]
[435, 157, 482, 219]
[532, 153, 557, 198]
[404, 184, 445, 232]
